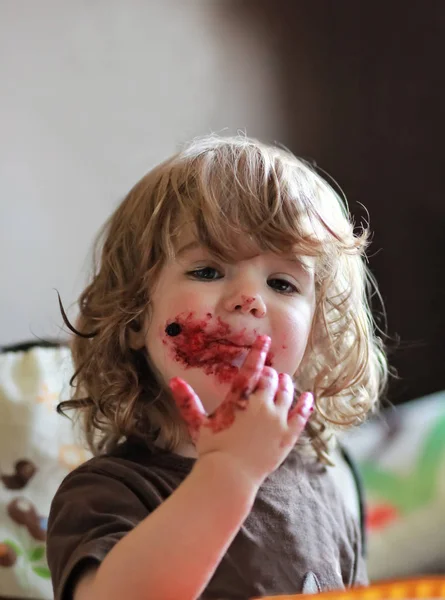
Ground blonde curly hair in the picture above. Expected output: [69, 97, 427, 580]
[58, 135, 388, 462]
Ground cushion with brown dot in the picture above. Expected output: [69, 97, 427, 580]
[0, 345, 90, 600]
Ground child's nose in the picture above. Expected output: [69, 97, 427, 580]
[224, 292, 267, 318]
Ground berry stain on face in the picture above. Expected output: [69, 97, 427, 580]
[240, 295, 255, 309]
[163, 312, 273, 384]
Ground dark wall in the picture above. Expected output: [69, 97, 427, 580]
[230, 1, 445, 403]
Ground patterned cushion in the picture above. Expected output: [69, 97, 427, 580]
[0, 346, 89, 600]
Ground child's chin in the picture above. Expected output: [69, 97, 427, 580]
[195, 377, 232, 414]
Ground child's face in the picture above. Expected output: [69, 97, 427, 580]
[133, 235, 316, 415]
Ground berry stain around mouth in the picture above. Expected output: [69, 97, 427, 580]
[163, 312, 273, 383]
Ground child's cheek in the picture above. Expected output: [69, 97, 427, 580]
[162, 290, 210, 316]
[271, 334, 291, 371]
[273, 314, 311, 373]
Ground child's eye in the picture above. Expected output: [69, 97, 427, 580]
[188, 267, 223, 281]
[268, 278, 299, 294]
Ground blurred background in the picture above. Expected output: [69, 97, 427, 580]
[1, 2, 445, 594]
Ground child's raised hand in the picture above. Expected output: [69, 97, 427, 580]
[169, 336, 314, 488]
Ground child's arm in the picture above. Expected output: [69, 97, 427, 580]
[76, 451, 258, 600]
[75, 337, 313, 600]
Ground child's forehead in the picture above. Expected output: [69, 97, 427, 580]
[175, 232, 257, 261]
[173, 228, 315, 272]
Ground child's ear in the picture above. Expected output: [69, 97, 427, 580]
[128, 320, 146, 350]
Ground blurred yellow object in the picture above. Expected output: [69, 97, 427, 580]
[255, 577, 445, 599]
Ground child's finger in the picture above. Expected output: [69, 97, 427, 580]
[230, 335, 271, 400]
[209, 366, 278, 435]
[169, 377, 206, 436]
[287, 391, 314, 426]
[254, 367, 279, 405]
[274, 373, 294, 410]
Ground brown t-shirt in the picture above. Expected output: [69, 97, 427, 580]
[47, 439, 367, 599]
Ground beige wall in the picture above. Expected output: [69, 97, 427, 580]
[0, 0, 283, 345]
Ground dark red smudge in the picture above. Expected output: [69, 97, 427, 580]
[164, 312, 273, 383]
[206, 395, 249, 433]
[231, 373, 259, 399]
[240, 295, 255, 309]
[171, 376, 250, 435]
[169, 378, 203, 440]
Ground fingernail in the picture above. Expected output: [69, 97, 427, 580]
[278, 372, 289, 390]
[298, 393, 314, 419]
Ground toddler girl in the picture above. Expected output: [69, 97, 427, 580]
[47, 135, 387, 600]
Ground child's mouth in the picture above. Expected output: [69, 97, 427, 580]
[163, 313, 272, 383]
[203, 340, 251, 366]
[228, 347, 250, 368]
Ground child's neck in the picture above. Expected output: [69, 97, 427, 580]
[174, 442, 198, 459]
[155, 433, 198, 459]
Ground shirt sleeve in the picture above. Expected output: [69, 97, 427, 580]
[47, 465, 154, 600]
